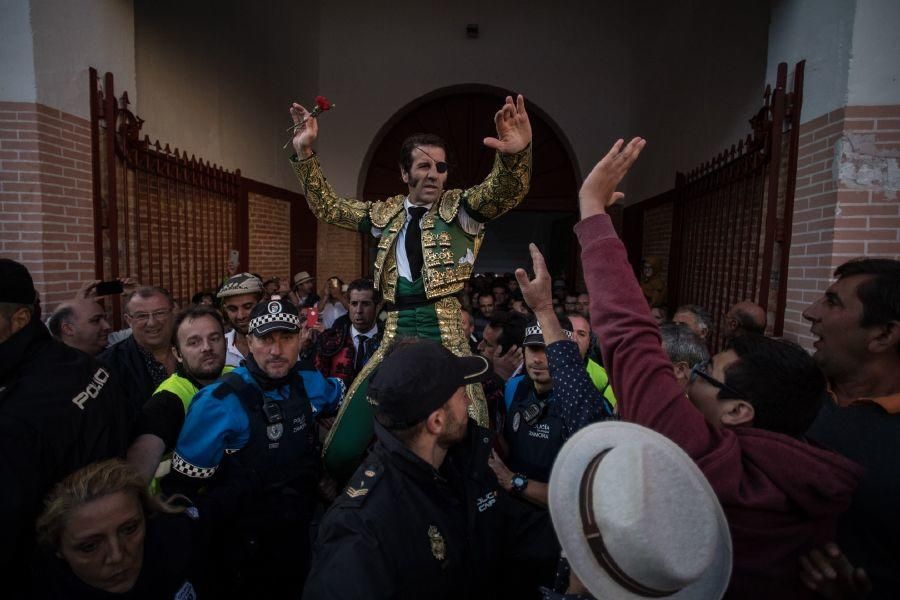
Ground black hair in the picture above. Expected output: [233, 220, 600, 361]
[723, 334, 824, 436]
[191, 291, 216, 305]
[487, 311, 528, 354]
[171, 305, 225, 351]
[399, 133, 448, 173]
[834, 258, 900, 351]
[347, 278, 381, 304]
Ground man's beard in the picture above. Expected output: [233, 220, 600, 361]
[437, 412, 468, 449]
[186, 356, 224, 381]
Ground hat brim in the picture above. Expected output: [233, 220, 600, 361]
[548, 422, 732, 600]
[251, 322, 299, 337]
[522, 335, 546, 347]
[458, 354, 490, 384]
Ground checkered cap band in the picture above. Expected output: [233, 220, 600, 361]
[172, 453, 217, 479]
[249, 312, 300, 332]
[525, 323, 574, 341]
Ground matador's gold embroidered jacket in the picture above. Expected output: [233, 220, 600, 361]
[290, 147, 531, 303]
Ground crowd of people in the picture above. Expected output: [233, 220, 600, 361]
[1, 94, 898, 600]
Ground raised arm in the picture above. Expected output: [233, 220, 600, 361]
[516, 243, 614, 437]
[460, 95, 532, 222]
[574, 138, 720, 459]
[288, 102, 371, 232]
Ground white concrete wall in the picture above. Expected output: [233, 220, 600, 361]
[625, 0, 770, 201]
[30, 0, 136, 118]
[134, 0, 317, 190]
[766, 0, 856, 121]
[313, 0, 631, 200]
[848, 0, 900, 106]
[0, 0, 37, 101]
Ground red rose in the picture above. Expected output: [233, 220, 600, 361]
[316, 96, 332, 111]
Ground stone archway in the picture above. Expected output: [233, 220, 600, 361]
[359, 86, 581, 281]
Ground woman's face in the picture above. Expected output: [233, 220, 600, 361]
[58, 491, 145, 593]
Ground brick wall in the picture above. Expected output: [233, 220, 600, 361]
[316, 222, 362, 284]
[782, 105, 900, 349]
[641, 202, 674, 289]
[248, 192, 291, 283]
[0, 102, 94, 314]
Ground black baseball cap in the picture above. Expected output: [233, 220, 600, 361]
[249, 298, 300, 336]
[368, 340, 489, 427]
[0, 258, 37, 305]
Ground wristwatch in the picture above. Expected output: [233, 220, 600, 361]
[510, 473, 529, 494]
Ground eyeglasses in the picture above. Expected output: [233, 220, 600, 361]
[689, 359, 746, 399]
[128, 309, 171, 324]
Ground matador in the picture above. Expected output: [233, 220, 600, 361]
[288, 95, 532, 478]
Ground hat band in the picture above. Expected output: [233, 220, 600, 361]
[249, 313, 301, 332]
[579, 449, 680, 598]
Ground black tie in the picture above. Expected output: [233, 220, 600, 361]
[405, 206, 428, 281]
[354, 334, 370, 374]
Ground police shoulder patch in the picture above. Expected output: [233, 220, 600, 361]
[342, 462, 384, 507]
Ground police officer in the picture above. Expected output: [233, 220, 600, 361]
[0, 259, 133, 598]
[303, 339, 556, 600]
[487, 246, 617, 599]
[166, 298, 343, 597]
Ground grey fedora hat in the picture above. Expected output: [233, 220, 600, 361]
[549, 421, 732, 599]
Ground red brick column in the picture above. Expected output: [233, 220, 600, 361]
[0, 102, 94, 314]
[248, 192, 291, 283]
[782, 105, 900, 349]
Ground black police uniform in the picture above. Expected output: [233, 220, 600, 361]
[504, 380, 567, 482]
[1, 317, 133, 596]
[164, 360, 323, 598]
[302, 420, 556, 600]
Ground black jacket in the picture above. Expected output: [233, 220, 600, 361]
[98, 335, 159, 414]
[31, 512, 207, 599]
[0, 318, 133, 594]
[302, 421, 555, 600]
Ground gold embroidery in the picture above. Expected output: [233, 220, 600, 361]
[437, 232, 452, 247]
[370, 195, 405, 229]
[428, 526, 446, 561]
[460, 145, 532, 221]
[436, 297, 488, 427]
[438, 191, 460, 223]
[292, 156, 370, 230]
[421, 215, 436, 230]
[422, 231, 437, 248]
[424, 249, 454, 269]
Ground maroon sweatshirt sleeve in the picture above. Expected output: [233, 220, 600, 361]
[574, 214, 725, 460]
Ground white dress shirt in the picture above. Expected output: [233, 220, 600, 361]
[371, 198, 483, 281]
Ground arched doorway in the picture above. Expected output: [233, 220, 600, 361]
[359, 86, 581, 284]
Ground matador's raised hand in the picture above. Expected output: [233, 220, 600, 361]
[483, 94, 532, 155]
[290, 103, 318, 159]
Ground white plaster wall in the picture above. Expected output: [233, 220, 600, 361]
[0, 0, 37, 101]
[313, 0, 630, 201]
[847, 0, 900, 106]
[134, 0, 316, 190]
[625, 0, 770, 201]
[30, 0, 136, 118]
[766, 0, 856, 121]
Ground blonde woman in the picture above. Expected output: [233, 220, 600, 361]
[33, 459, 252, 598]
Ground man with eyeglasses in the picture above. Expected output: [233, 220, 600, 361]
[574, 137, 863, 598]
[100, 286, 176, 414]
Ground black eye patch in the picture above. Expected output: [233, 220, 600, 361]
[435, 162, 448, 173]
